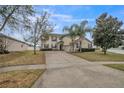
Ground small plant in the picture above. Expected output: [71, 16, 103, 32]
[122, 46, 124, 50]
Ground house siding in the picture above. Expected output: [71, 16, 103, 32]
[0, 34, 32, 51]
[62, 36, 92, 52]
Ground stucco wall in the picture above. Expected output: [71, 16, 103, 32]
[81, 39, 92, 48]
[63, 37, 72, 45]
[1, 37, 29, 51]
[63, 37, 92, 52]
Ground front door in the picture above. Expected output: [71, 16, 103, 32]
[59, 44, 63, 51]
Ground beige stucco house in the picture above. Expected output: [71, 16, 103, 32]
[0, 33, 33, 51]
[40, 33, 92, 52]
[41, 34, 62, 50]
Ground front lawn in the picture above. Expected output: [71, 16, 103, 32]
[0, 51, 45, 67]
[72, 51, 124, 62]
[0, 69, 45, 88]
[104, 64, 124, 71]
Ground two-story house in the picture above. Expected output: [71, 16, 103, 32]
[40, 33, 92, 51]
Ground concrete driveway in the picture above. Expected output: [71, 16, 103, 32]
[32, 51, 124, 88]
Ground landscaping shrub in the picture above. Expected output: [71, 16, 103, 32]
[78, 48, 95, 52]
[40, 48, 53, 51]
[122, 47, 124, 50]
[0, 50, 9, 54]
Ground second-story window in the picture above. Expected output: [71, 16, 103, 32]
[59, 37, 62, 40]
[51, 36, 57, 41]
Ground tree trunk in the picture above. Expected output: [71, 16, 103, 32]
[103, 47, 107, 55]
[79, 41, 82, 52]
[104, 49, 107, 55]
[33, 44, 36, 55]
[72, 39, 74, 52]
[33, 21, 38, 55]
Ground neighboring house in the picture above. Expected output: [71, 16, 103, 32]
[0, 33, 33, 51]
[40, 33, 92, 51]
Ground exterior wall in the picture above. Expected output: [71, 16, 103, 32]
[63, 37, 72, 45]
[1, 37, 30, 51]
[81, 39, 92, 48]
[62, 36, 92, 52]
[62, 37, 72, 52]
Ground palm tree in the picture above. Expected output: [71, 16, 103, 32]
[76, 20, 91, 52]
[63, 24, 77, 52]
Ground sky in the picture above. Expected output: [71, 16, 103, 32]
[3, 5, 124, 41]
[34, 5, 124, 40]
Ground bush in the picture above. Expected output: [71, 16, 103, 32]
[0, 50, 9, 54]
[40, 48, 53, 51]
[122, 47, 124, 50]
[78, 48, 95, 52]
[4, 50, 9, 54]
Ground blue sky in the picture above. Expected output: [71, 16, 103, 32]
[33, 5, 124, 40]
[3, 5, 124, 41]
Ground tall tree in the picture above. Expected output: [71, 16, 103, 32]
[76, 20, 91, 52]
[24, 12, 53, 54]
[93, 13, 123, 54]
[0, 5, 34, 32]
[63, 24, 77, 52]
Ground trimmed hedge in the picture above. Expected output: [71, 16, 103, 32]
[40, 48, 53, 51]
[0, 50, 10, 54]
[78, 48, 95, 52]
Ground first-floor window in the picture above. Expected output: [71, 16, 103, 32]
[88, 44, 92, 48]
[44, 44, 49, 48]
[51, 44, 57, 48]
[76, 43, 79, 48]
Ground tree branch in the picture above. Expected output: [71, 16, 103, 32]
[0, 6, 19, 31]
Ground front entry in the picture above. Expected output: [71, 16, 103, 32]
[59, 44, 63, 51]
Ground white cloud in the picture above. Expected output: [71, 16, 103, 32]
[50, 13, 94, 23]
[62, 18, 94, 22]
[51, 14, 73, 19]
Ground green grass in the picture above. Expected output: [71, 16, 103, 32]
[72, 51, 124, 62]
[104, 64, 124, 71]
[0, 51, 46, 67]
[0, 69, 45, 88]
